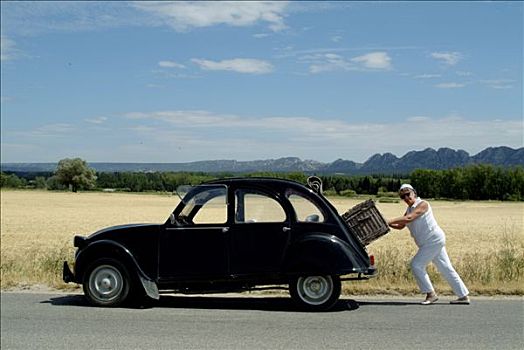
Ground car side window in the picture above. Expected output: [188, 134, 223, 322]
[179, 186, 228, 225]
[192, 195, 228, 224]
[287, 193, 325, 223]
[235, 190, 286, 223]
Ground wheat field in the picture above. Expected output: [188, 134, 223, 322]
[1, 190, 523, 295]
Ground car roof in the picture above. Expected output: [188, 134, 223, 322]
[203, 177, 313, 192]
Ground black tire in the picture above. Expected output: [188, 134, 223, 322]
[289, 275, 341, 311]
[83, 258, 131, 307]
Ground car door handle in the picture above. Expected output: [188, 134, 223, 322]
[222, 227, 229, 233]
[282, 227, 291, 232]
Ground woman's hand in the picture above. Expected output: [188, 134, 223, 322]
[388, 220, 405, 230]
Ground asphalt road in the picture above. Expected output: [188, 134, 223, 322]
[1, 292, 523, 350]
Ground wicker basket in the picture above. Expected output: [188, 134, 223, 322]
[341, 199, 390, 245]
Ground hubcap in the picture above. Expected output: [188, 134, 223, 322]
[89, 265, 124, 302]
[297, 276, 333, 305]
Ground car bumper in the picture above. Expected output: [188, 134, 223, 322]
[63, 261, 76, 283]
[341, 266, 377, 281]
[364, 265, 377, 276]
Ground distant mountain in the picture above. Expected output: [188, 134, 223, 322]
[320, 159, 361, 173]
[2, 146, 522, 175]
[360, 152, 399, 173]
[360, 147, 472, 174]
[471, 146, 524, 166]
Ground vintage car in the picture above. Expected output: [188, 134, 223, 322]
[63, 177, 376, 311]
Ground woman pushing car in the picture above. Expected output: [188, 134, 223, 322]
[388, 184, 470, 305]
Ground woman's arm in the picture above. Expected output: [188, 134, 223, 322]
[388, 221, 406, 230]
[388, 201, 429, 228]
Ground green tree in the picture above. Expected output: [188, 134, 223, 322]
[46, 176, 67, 190]
[54, 158, 97, 192]
[34, 176, 48, 189]
[0, 172, 26, 188]
[411, 169, 441, 198]
[507, 167, 524, 201]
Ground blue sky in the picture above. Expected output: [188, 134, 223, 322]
[1, 1, 522, 163]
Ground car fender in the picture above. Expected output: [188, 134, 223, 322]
[284, 233, 362, 275]
[75, 240, 159, 300]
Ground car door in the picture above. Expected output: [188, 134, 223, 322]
[158, 185, 229, 281]
[228, 188, 291, 275]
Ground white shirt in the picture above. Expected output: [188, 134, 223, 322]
[406, 197, 445, 247]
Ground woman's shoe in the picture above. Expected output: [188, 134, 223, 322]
[421, 295, 439, 305]
[450, 296, 470, 305]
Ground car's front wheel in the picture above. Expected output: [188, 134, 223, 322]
[289, 275, 341, 311]
[83, 258, 131, 307]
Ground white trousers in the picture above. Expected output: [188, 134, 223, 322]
[411, 241, 469, 297]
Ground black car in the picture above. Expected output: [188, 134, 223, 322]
[63, 177, 376, 310]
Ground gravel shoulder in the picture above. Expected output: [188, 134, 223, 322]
[2, 284, 522, 300]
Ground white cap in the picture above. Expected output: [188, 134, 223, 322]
[399, 184, 415, 192]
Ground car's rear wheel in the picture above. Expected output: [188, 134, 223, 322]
[289, 275, 341, 311]
[83, 258, 131, 307]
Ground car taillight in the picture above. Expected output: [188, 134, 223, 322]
[369, 254, 375, 266]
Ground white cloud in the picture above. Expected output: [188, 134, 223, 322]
[122, 110, 523, 162]
[132, 1, 289, 32]
[191, 58, 274, 74]
[435, 82, 465, 89]
[158, 60, 186, 69]
[407, 116, 431, 122]
[277, 45, 418, 60]
[152, 69, 197, 79]
[480, 79, 515, 89]
[126, 110, 364, 134]
[351, 52, 392, 70]
[2, 2, 288, 37]
[331, 35, 343, 43]
[305, 51, 392, 73]
[414, 74, 441, 79]
[1, 2, 145, 36]
[490, 85, 514, 90]
[126, 110, 235, 125]
[253, 33, 270, 38]
[84, 117, 108, 124]
[13, 123, 76, 138]
[431, 51, 463, 66]
[4, 111, 521, 163]
[1, 36, 18, 61]
[0, 143, 42, 162]
[146, 83, 164, 88]
[307, 53, 354, 73]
